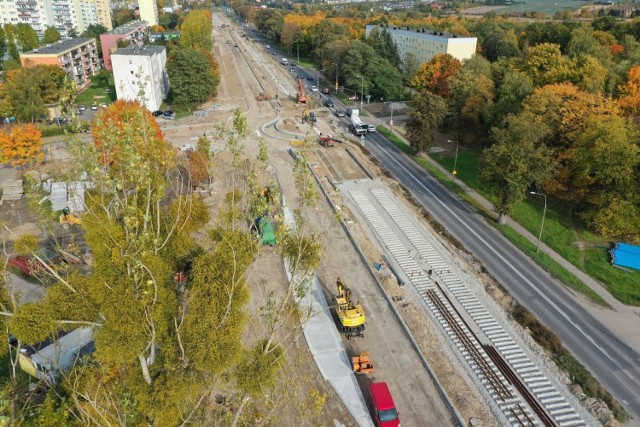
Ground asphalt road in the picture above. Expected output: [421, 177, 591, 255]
[356, 131, 640, 422]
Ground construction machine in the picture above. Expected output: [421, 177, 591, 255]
[297, 79, 307, 104]
[334, 277, 366, 339]
[351, 352, 374, 374]
[256, 93, 273, 101]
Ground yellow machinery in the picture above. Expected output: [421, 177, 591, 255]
[334, 277, 366, 339]
[60, 208, 82, 225]
[352, 352, 374, 374]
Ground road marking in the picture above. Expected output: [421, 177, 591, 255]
[374, 142, 624, 369]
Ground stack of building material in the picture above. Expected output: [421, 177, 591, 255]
[50, 182, 69, 212]
[0, 169, 23, 205]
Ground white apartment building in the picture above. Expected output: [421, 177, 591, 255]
[365, 24, 478, 65]
[138, 0, 158, 26]
[0, 0, 112, 39]
[112, 45, 169, 111]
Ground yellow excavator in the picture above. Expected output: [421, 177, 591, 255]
[334, 277, 366, 339]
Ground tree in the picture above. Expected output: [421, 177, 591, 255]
[617, 65, 640, 116]
[0, 124, 43, 166]
[401, 52, 420, 85]
[0, 26, 6, 63]
[180, 9, 213, 51]
[14, 23, 38, 52]
[42, 26, 61, 45]
[66, 28, 78, 38]
[448, 69, 494, 132]
[405, 92, 448, 154]
[480, 113, 557, 223]
[6, 65, 68, 122]
[482, 29, 520, 62]
[411, 53, 462, 98]
[518, 43, 574, 86]
[573, 55, 607, 94]
[166, 48, 219, 109]
[490, 70, 534, 128]
[366, 27, 401, 68]
[111, 8, 135, 28]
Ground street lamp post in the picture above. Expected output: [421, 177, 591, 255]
[358, 74, 364, 111]
[389, 102, 395, 127]
[530, 191, 547, 253]
[334, 62, 339, 92]
[448, 140, 459, 181]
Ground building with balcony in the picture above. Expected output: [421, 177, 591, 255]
[365, 24, 477, 65]
[0, 0, 112, 39]
[112, 45, 169, 112]
[100, 20, 150, 71]
[20, 38, 100, 89]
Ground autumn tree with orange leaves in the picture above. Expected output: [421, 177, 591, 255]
[411, 53, 462, 98]
[616, 65, 640, 117]
[0, 123, 44, 166]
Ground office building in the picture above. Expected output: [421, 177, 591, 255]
[365, 24, 477, 64]
[111, 45, 169, 111]
[20, 38, 100, 89]
[100, 20, 149, 71]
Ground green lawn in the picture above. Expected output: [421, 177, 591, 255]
[76, 79, 117, 107]
[431, 145, 640, 305]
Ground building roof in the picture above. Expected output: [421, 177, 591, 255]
[112, 45, 166, 57]
[366, 24, 476, 41]
[22, 38, 95, 56]
[106, 20, 148, 35]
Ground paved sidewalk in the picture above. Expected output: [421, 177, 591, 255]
[364, 116, 640, 355]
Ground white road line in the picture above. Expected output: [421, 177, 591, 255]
[375, 142, 622, 368]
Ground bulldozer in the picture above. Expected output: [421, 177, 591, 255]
[334, 277, 366, 339]
[351, 352, 374, 374]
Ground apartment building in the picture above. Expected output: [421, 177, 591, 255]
[138, 0, 158, 26]
[365, 24, 478, 65]
[20, 38, 100, 89]
[100, 20, 149, 71]
[0, 0, 112, 39]
[112, 45, 169, 111]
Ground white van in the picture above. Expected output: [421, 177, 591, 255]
[281, 57, 289, 66]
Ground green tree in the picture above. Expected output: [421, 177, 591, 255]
[166, 48, 219, 109]
[14, 23, 38, 52]
[366, 27, 401, 68]
[111, 8, 135, 28]
[180, 9, 212, 51]
[482, 29, 521, 62]
[449, 69, 494, 132]
[0, 26, 6, 64]
[405, 92, 448, 154]
[401, 52, 420, 85]
[518, 43, 574, 86]
[81, 24, 108, 58]
[42, 26, 61, 45]
[480, 113, 557, 223]
[491, 70, 534, 127]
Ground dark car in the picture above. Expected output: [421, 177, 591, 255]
[234, 44, 239, 47]
[322, 88, 330, 94]
[306, 75, 313, 81]
[323, 100, 334, 108]
[291, 62, 297, 66]
[297, 74, 304, 80]
[163, 110, 174, 117]
[335, 109, 345, 117]
[152, 110, 163, 117]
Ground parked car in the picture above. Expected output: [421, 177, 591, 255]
[311, 86, 318, 92]
[78, 105, 86, 111]
[100, 103, 107, 108]
[152, 110, 163, 117]
[322, 88, 330, 94]
[335, 109, 345, 117]
[163, 110, 174, 117]
[323, 100, 334, 108]
[369, 382, 400, 427]
[91, 105, 98, 110]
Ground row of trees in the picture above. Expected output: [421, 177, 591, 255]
[406, 43, 640, 240]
